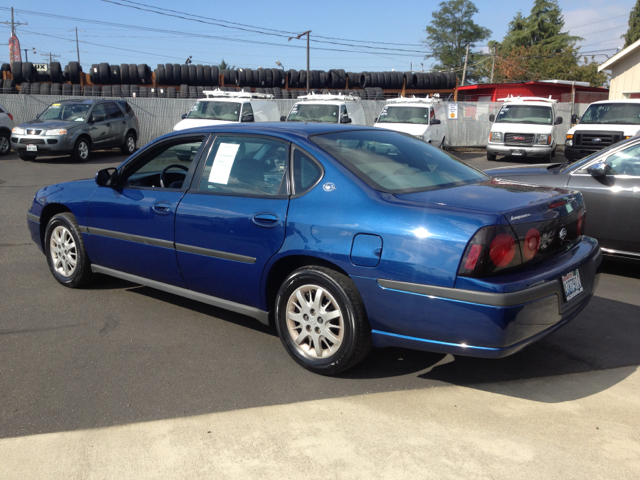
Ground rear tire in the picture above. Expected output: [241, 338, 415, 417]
[275, 266, 373, 375]
[121, 132, 136, 155]
[45, 213, 95, 288]
[0, 131, 10, 155]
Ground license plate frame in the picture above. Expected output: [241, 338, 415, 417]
[562, 269, 583, 302]
[511, 149, 525, 156]
[26, 144, 38, 152]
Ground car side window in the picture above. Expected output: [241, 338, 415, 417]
[90, 104, 108, 123]
[292, 148, 322, 194]
[121, 137, 205, 189]
[604, 144, 640, 176]
[106, 102, 124, 119]
[198, 136, 287, 196]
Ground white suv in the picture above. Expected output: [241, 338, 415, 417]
[487, 97, 563, 161]
[284, 93, 367, 125]
[373, 97, 446, 148]
[0, 102, 15, 156]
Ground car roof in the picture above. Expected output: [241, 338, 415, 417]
[591, 99, 640, 105]
[53, 99, 128, 105]
[156, 123, 381, 142]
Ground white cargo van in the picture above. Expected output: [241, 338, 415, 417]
[373, 97, 446, 148]
[173, 90, 280, 131]
[565, 99, 640, 162]
[487, 96, 563, 161]
[284, 94, 366, 125]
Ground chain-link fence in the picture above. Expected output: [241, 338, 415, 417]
[0, 93, 593, 149]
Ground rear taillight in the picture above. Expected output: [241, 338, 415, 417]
[458, 225, 522, 277]
[577, 210, 585, 236]
[523, 228, 540, 260]
[7, 113, 13, 121]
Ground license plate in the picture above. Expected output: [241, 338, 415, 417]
[511, 149, 524, 156]
[562, 269, 583, 301]
[26, 144, 38, 152]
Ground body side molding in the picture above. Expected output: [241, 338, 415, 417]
[90, 265, 270, 325]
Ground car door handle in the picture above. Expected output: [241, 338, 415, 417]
[252, 213, 279, 227]
[152, 202, 172, 215]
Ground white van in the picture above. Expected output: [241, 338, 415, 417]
[565, 99, 640, 162]
[173, 90, 280, 131]
[284, 94, 366, 125]
[373, 97, 446, 148]
[487, 96, 563, 161]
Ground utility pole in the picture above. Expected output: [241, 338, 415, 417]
[22, 48, 28, 62]
[1, 7, 28, 35]
[40, 52, 61, 68]
[288, 30, 311, 93]
[490, 45, 495, 83]
[461, 44, 470, 86]
[75, 27, 81, 63]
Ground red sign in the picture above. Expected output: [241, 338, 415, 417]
[9, 34, 21, 63]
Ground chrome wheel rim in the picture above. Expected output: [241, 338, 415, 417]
[78, 142, 89, 159]
[286, 284, 344, 359]
[0, 136, 9, 153]
[126, 136, 135, 152]
[49, 226, 77, 277]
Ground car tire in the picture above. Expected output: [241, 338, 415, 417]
[62, 83, 72, 95]
[102, 85, 112, 97]
[120, 64, 130, 85]
[487, 152, 497, 161]
[40, 83, 51, 95]
[0, 131, 10, 155]
[20, 82, 30, 95]
[71, 137, 91, 162]
[72, 84, 82, 96]
[19, 153, 36, 161]
[196, 64, 204, 86]
[68, 62, 82, 84]
[121, 132, 136, 155]
[99, 62, 111, 84]
[51, 83, 62, 95]
[44, 212, 95, 288]
[275, 266, 373, 375]
[50, 62, 63, 83]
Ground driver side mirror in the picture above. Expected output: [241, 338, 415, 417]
[489, 114, 495, 122]
[431, 118, 441, 125]
[587, 161, 611, 177]
[241, 114, 254, 123]
[340, 116, 352, 124]
[555, 116, 563, 125]
[95, 167, 118, 187]
[181, 113, 187, 119]
[374, 117, 378, 123]
[280, 115, 287, 122]
[571, 114, 578, 124]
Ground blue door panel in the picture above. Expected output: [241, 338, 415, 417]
[175, 194, 289, 309]
[88, 187, 186, 287]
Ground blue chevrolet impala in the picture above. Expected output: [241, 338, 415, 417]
[27, 124, 601, 374]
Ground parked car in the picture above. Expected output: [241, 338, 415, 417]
[565, 100, 640, 162]
[373, 97, 446, 148]
[11, 99, 139, 162]
[173, 90, 280, 131]
[487, 96, 563, 161]
[0, 102, 15, 156]
[27, 124, 601, 375]
[485, 135, 640, 260]
[283, 93, 367, 125]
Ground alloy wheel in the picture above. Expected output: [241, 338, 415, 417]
[49, 226, 77, 277]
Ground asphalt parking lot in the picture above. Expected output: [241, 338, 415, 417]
[1, 148, 639, 479]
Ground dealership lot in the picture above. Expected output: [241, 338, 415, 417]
[1, 149, 639, 478]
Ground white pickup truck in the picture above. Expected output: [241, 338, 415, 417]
[565, 100, 640, 162]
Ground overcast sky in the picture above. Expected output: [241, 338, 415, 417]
[1, 0, 634, 72]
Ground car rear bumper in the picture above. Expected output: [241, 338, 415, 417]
[487, 143, 553, 157]
[352, 236, 602, 358]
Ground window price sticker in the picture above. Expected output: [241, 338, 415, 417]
[208, 143, 240, 185]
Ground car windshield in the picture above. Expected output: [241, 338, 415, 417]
[288, 104, 339, 123]
[495, 105, 552, 125]
[579, 103, 640, 125]
[39, 103, 91, 122]
[187, 101, 241, 121]
[310, 130, 488, 193]
[377, 106, 430, 124]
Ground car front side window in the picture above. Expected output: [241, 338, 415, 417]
[604, 144, 640, 176]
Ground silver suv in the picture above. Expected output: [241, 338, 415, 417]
[11, 99, 139, 162]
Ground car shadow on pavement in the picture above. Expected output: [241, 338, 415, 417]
[29, 151, 131, 165]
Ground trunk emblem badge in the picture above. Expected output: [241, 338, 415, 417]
[559, 228, 567, 241]
[540, 230, 555, 250]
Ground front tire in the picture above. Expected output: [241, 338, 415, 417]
[121, 132, 136, 155]
[44, 213, 94, 288]
[487, 152, 497, 161]
[0, 131, 10, 155]
[71, 138, 90, 162]
[275, 266, 372, 375]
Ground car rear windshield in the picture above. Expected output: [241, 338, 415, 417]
[187, 101, 241, 121]
[580, 103, 640, 125]
[39, 103, 91, 122]
[377, 106, 430, 124]
[495, 105, 552, 125]
[310, 130, 488, 193]
[288, 104, 339, 123]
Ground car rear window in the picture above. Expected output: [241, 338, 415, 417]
[310, 130, 487, 193]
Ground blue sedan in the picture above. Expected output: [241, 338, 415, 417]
[27, 124, 602, 375]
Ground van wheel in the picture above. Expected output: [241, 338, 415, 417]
[487, 152, 497, 161]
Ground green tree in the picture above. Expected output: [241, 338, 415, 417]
[218, 59, 235, 70]
[423, 0, 491, 84]
[622, 0, 640, 47]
